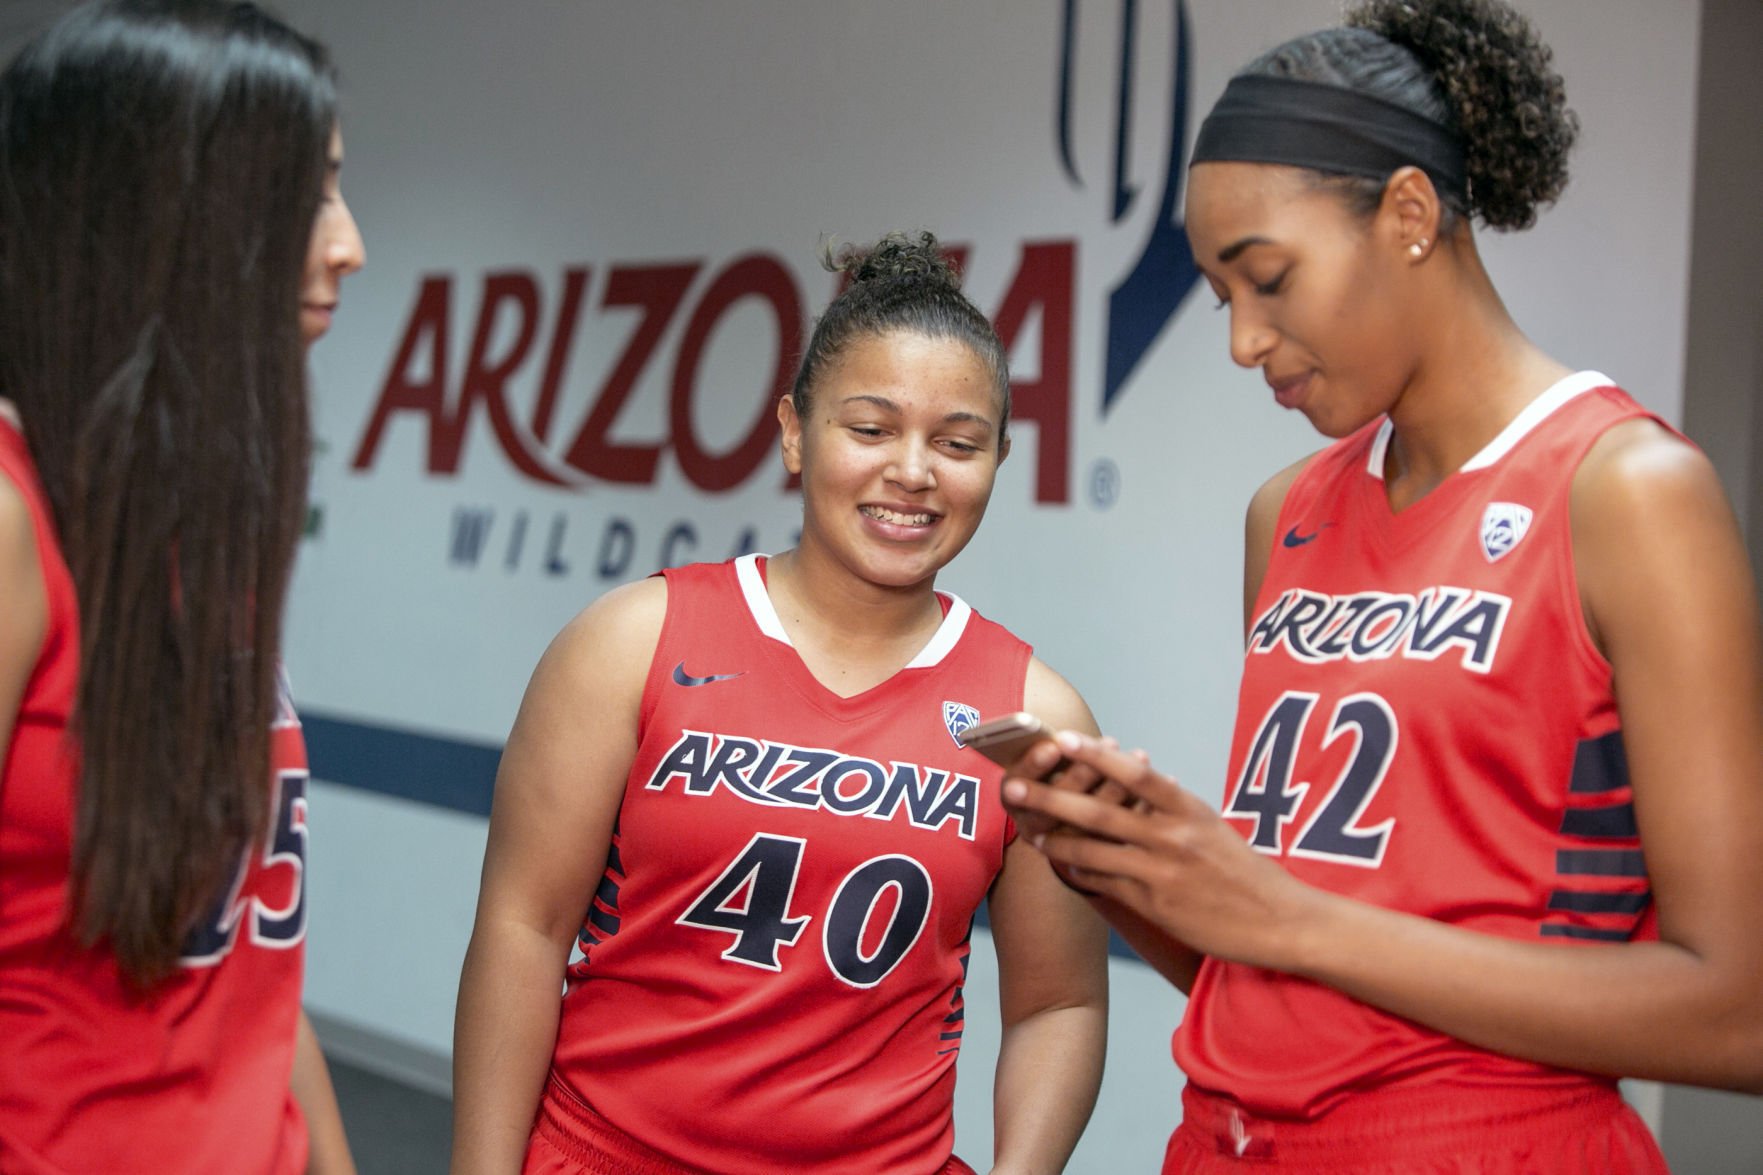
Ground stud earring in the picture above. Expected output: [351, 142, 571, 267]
[1409, 239, 1428, 258]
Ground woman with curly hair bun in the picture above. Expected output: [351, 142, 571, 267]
[1002, 1, 1761, 1170]
[453, 232, 1109, 1175]
[0, 1, 364, 1171]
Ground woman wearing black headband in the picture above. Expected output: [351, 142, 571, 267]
[1003, 0, 1761, 1170]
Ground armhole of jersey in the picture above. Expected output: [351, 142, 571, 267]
[1270, 437, 1352, 551]
[1556, 395, 1669, 682]
[1250, 447, 1336, 623]
[999, 638, 1035, 850]
[636, 567, 686, 734]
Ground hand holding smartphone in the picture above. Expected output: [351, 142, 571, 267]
[963, 712, 1096, 894]
[964, 712, 1140, 815]
[959, 711, 1065, 773]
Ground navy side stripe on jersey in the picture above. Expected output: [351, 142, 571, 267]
[578, 825, 628, 952]
[1567, 730, 1628, 793]
[587, 903, 621, 937]
[1543, 732, 1650, 940]
[1559, 803, 1639, 839]
[938, 923, 973, 1056]
[1547, 890, 1650, 915]
[1546, 730, 1650, 940]
[1555, 849, 1647, 877]
[1540, 924, 1632, 942]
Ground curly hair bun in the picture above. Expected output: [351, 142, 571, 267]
[791, 230, 1008, 425]
[1347, 0, 1578, 230]
[830, 230, 962, 289]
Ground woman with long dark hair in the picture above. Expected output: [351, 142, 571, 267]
[0, 1, 364, 1170]
[1002, 1, 1763, 1171]
[452, 233, 1109, 1175]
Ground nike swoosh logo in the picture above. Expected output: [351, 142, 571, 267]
[672, 661, 745, 687]
[1282, 523, 1330, 548]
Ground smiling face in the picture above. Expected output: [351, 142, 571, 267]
[1185, 161, 1417, 438]
[780, 329, 1007, 593]
[299, 127, 365, 346]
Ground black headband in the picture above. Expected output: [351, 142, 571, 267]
[1190, 74, 1467, 203]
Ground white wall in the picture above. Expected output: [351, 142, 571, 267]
[1, 1, 1706, 1168]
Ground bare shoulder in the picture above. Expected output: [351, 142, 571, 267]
[0, 473, 47, 736]
[1022, 656, 1100, 737]
[1243, 451, 1321, 629]
[1571, 418, 1737, 584]
[1247, 451, 1318, 534]
[1573, 417, 1726, 514]
[520, 575, 670, 720]
[0, 471, 34, 549]
[551, 575, 669, 662]
[0, 475, 44, 622]
[1572, 416, 1752, 651]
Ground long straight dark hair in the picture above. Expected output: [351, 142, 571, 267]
[0, 0, 336, 985]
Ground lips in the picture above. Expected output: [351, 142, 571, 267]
[1266, 370, 1311, 410]
[300, 302, 336, 341]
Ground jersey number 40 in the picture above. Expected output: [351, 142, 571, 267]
[678, 833, 933, 989]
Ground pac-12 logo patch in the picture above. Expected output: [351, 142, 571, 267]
[1480, 502, 1533, 562]
[943, 701, 981, 747]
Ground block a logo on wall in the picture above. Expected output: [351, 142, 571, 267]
[342, 1, 1205, 589]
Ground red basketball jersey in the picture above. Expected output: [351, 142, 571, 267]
[1177, 373, 1661, 1118]
[546, 555, 1031, 1174]
[0, 419, 309, 1173]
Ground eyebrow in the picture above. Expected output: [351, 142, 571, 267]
[1217, 235, 1273, 264]
[942, 412, 996, 432]
[840, 394, 996, 431]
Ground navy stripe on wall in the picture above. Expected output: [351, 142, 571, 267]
[302, 711, 1145, 963]
[302, 711, 503, 818]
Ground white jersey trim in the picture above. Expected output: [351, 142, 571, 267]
[906, 594, 971, 668]
[732, 553, 972, 668]
[1365, 370, 1616, 479]
[735, 553, 791, 643]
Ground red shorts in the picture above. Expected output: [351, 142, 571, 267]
[524, 1074, 976, 1175]
[1164, 1081, 1667, 1174]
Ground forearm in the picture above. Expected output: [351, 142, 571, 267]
[450, 919, 571, 1174]
[1292, 889, 1763, 1091]
[989, 1003, 1107, 1175]
[291, 1011, 356, 1175]
[1086, 895, 1203, 993]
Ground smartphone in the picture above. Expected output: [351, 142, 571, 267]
[959, 711, 1057, 768]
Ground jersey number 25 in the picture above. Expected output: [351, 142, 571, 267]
[179, 769, 309, 966]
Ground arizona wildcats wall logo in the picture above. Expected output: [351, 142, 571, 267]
[1056, 0, 1202, 412]
[1481, 502, 1533, 562]
[943, 702, 981, 747]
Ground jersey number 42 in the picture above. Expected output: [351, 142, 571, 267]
[1227, 690, 1397, 867]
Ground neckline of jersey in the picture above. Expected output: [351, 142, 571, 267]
[734, 553, 969, 667]
[1364, 370, 1615, 485]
